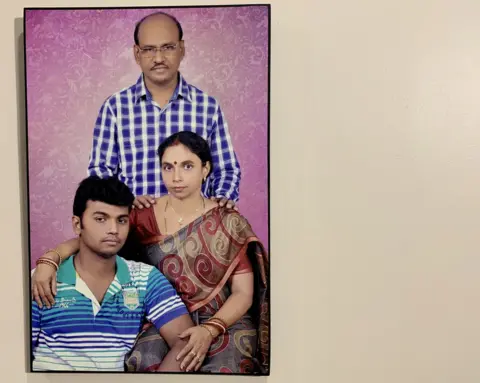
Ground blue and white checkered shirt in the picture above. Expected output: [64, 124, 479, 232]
[87, 73, 241, 201]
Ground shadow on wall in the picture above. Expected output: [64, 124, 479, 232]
[14, 16, 30, 373]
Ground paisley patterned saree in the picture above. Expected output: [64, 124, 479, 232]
[123, 206, 269, 374]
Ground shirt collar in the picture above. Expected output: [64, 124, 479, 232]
[176, 73, 192, 101]
[57, 254, 132, 287]
[133, 72, 192, 104]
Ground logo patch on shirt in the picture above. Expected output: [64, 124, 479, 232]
[123, 288, 139, 310]
[57, 297, 76, 309]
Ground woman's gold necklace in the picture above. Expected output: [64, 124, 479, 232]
[164, 196, 206, 231]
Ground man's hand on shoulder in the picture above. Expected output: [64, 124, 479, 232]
[133, 195, 156, 209]
[210, 196, 238, 211]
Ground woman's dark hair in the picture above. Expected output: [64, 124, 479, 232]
[157, 131, 213, 178]
[134, 11, 183, 45]
[73, 176, 134, 219]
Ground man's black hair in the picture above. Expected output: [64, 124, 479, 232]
[73, 176, 134, 219]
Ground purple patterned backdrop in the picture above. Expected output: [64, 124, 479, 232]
[25, 6, 269, 268]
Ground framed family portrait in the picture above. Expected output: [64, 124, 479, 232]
[24, 4, 270, 375]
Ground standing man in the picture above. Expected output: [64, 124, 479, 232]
[87, 11, 241, 209]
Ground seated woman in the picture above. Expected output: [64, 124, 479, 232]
[31, 131, 270, 374]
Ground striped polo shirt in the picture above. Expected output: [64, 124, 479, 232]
[31, 255, 188, 371]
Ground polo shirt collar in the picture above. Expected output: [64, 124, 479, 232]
[57, 254, 132, 288]
[56, 255, 76, 286]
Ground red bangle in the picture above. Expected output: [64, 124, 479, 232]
[36, 258, 59, 271]
[209, 317, 228, 329]
[204, 320, 226, 335]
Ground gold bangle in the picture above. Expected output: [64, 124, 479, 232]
[204, 320, 226, 335]
[37, 258, 59, 269]
[36, 258, 59, 271]
[44, 248, 62, 264]
[199, 324, 216, 338]
[209, 317, 228, 330]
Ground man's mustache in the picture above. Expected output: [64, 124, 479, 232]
[151, 64, 169, 70]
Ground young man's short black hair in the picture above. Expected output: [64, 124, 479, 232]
[73, 176, 134, 219]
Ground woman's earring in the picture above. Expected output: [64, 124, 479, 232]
[203, 176, 207, 183]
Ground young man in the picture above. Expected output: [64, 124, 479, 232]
[31, 176, 195, 371]
[87, 11, 241, 210]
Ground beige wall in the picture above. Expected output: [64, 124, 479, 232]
[3, 0, 480, 382]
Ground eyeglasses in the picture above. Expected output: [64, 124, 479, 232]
[137, 43, 179, 59]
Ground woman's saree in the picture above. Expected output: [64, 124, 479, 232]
[124, 206, 270, 374]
